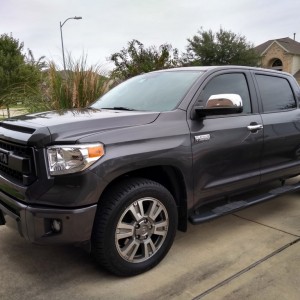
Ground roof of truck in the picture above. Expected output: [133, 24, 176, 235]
[156, 65, 290, 76]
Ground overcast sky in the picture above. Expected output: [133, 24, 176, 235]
[1, 0, 299, 71]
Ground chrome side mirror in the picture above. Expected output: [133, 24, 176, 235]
[206, 94, 243, 109]
[193, 94, 243, 118]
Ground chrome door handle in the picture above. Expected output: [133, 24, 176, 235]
[247, 124, 263, 131]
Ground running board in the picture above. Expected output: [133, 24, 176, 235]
[189, 182, 300, 225]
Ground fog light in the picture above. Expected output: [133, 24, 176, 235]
[51, 219, 62, 233]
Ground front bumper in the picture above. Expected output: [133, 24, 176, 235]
[0, 190, 97, 245]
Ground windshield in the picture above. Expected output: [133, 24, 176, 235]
[91, 70, 203, 112]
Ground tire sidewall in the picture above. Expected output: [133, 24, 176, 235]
[101, 180, 177, 276]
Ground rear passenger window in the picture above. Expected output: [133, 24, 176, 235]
[255, 75, 296, 113]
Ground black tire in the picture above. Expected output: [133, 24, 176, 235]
[91, 177, 178, 276]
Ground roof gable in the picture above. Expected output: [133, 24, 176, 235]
[255, 37, 300, 55]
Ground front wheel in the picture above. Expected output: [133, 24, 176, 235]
[91, 178, 177, 276]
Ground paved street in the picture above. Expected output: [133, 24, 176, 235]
[1, 181, 299, 300]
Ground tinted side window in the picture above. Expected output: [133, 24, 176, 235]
[255, 75, 296, 112]
[197, 73, 252, 114]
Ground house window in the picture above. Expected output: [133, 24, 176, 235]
[271, 59, 283, 71]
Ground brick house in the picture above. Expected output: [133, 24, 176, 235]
[255, 37, 300, 84]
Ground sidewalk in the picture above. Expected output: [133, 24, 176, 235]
[0, 108, 27, 118]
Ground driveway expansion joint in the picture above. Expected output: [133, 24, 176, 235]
[232, 214, 300, 238]
[192, 237, 300, 299]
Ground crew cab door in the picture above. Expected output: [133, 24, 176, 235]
[188, 70, 263, 207]
[253, 71, 300, 182]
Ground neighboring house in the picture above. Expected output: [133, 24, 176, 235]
[255, 37, 300, 84]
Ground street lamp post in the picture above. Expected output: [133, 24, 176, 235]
[59, 16, 82, 71]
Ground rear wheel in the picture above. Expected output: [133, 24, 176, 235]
[91, 178, 177, 276]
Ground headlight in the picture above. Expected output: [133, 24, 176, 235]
[47, 143, 105, 175]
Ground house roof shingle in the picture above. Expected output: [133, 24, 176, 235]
[255, 37, 300, 55]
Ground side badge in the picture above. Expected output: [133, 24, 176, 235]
[195, 134, 211, 143]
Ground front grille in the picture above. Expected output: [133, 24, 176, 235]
[0, 140, 36, 186]
[0, 164, 23, 181]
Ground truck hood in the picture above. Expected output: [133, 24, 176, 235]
[0, 108, 160, 146]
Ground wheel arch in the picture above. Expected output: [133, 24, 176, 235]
[99, 165, 188, 232]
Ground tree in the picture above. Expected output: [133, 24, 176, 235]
[0, 33, 43, 116]
[183, 28, 259, 66]
[25, 49, 46, 70]
[109, 39, 180, 80]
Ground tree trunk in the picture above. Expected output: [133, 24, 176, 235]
[6, 106, 10, 118]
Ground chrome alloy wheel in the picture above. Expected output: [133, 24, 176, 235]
[115, 197, 169, 263]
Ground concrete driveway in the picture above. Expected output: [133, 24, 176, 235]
[1, 183, 299, 300]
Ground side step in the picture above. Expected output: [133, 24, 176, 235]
[189, 182, 300, 225]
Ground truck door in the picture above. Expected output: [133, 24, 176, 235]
[253, 72, 300, 182]
[188, 70, 263, 207]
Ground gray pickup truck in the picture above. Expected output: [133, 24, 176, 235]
[1, 66, 300, 276]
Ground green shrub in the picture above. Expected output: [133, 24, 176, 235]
[46, 54, 108, 110]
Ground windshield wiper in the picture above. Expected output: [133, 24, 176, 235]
[87, 107, 100, 111]
[101, 107, 137, 111]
